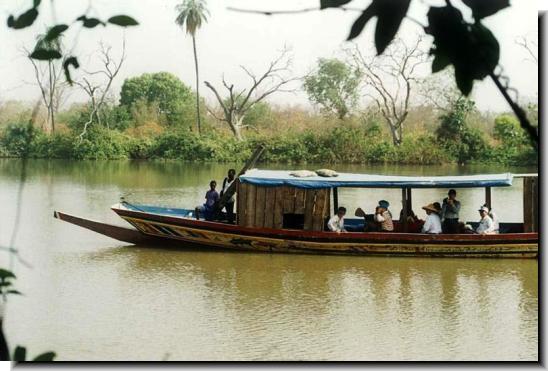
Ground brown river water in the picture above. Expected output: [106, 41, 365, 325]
[0, 159, 538, 360]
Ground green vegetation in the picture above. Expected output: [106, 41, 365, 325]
[0, 94, 537, 165]
[303, 58, 362, 119]
[119, 72, 195, 127]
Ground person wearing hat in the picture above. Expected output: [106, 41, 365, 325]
[421, 203, 442, 234]
[374, 200, 394, 232]
[441, 189, 461, 234]
[476, 206, 496, 234]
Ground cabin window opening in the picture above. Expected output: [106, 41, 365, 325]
[283, 213, 305, 230]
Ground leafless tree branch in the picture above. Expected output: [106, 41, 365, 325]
[204, 47, 296, 140]
[347, 37, 426, 145]
[75, 38, 127, 141]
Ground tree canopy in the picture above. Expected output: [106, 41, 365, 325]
[120, 72, 193, 126]
[303, 58, 362, 119]
[175, 0, 210, 36]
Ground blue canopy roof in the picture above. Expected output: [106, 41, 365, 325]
[239, 170, 514, 189]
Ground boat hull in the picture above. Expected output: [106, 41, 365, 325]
[113, 207, 538, 259]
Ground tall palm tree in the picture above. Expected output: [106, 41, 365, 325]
[175, 0, 209, 135]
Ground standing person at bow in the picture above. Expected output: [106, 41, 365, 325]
[220, 169, 236, 223]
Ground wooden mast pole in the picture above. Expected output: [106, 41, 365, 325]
[216, 145, 265, 213]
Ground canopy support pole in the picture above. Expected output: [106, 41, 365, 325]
[485, 187, 492, 209]
[333, 187, 339, 214]
[523, 176, 538, 232]
[407, 188, 412, 213]
[402, 188, 409, 232]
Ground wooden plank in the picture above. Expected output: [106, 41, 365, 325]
[523, 177, 532, 233]
[273, 187, 284, 229]
[312, 189, 328, 231]
[485, 187, 492, 209]
[524, 177, 538, 233]
[263, 187, 275, 228]
[294, 188, 306, 214]
[283, 186, 296, 213]
[237, 182, 247, 226]
[333, 187, 339, 214]
[325, 189, 331, 218]
[245, 184, 256, 227]
[407, 188, 412, 213]
[533, 178, 538, 232]
[304, 189, 316, 230]
[255, 186, 266, 228]
[401, 188, 408, 232]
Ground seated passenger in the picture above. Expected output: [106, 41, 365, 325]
[195, 180, 219, 221]
[482, 204, 499, 233]
[399, 206, 418, 223]
[328, 207, 347, 233]
[375, 200, 394, 232]
[421, 203, 442, 234]
[476, 206, 497, 234]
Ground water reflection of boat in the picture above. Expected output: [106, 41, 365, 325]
[54, 170, 538, 258]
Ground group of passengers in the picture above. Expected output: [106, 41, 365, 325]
[328, 189, 499, 235]
[195, 169, 237, 223]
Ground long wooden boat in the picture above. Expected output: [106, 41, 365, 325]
[54, 170, 539, 259]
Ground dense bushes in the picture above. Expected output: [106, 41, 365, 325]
[0, 123, 36, 157]
[0, 96, 537, 165]
[0, 123, 467, 164]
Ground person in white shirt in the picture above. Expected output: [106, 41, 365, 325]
[421, 203, 442, 234]
[476, 206, 496, 234]
[327, 207, 347, 233]
[482, 204, 499, 233]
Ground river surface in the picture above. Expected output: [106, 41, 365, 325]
[0, 159, 538, 361]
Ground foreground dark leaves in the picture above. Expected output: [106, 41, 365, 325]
[7, 3, 137, 84]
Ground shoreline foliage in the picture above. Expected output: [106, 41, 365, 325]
[0, 103, 536, 166]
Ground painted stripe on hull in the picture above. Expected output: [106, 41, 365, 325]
[122, 216, 538, 258]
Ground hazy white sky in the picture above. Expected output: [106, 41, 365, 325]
[0, 0, 539, 112]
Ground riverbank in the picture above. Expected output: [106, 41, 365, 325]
[0, 124, 537, 166]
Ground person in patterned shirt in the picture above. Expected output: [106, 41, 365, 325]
[374, 200, 394, 232]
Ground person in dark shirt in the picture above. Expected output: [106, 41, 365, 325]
[195, 180, 219, 221]
[441, 189, 461, 233]
[220, 169, 236, 223]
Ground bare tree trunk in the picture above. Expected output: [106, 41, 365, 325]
[233, 116, 244, 141]
[192, 35, 202, 135]
[389, 124, 401, 146]
[48, 61, 55, 133]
